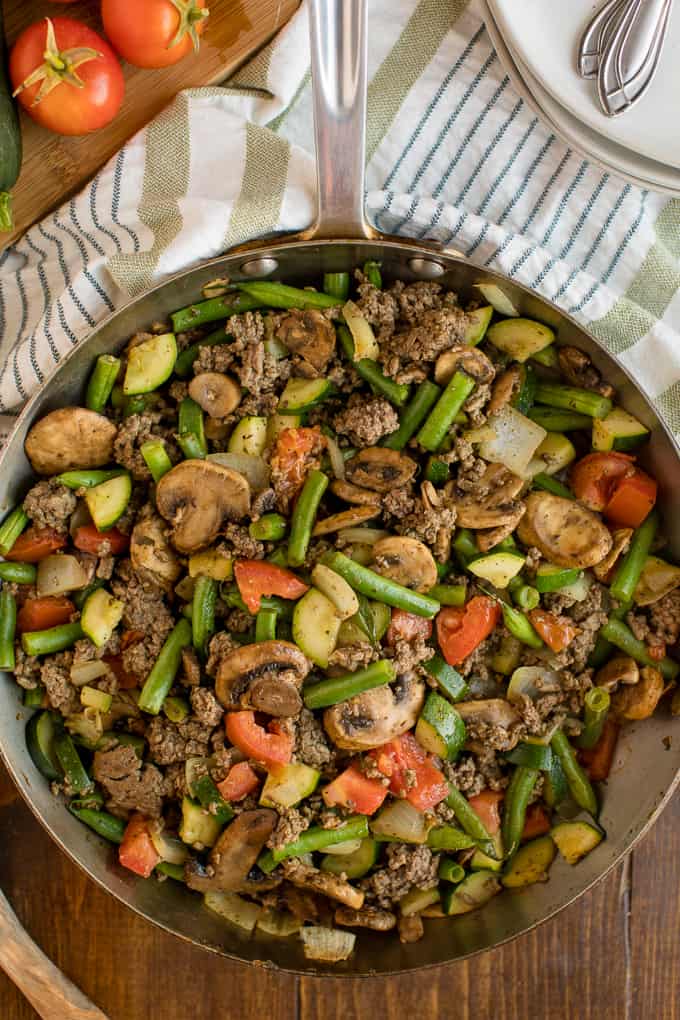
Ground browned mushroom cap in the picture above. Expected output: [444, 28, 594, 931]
[281, 861, 364, 910]
[517, 492, 613, 569]
[130, 513, 181, 590]
[486, 365, 523, 416]
[184, 809, 279, 893]
[434, 346, 495, 386]
[155, 459, 250, 554]
[476, 510, 526, 553]
[313, 506, 381, 536]
[372, 535, 438, 593]
[345, 447, 417, 493]
[330, 480, 381, 507]
[455, 463, 525, 529]
[276, 309, 336, 373]
[612, 666, 664, 721]
[24, 407, 117, 475]
[456, 698, 521, 751]
[215, 640, 310, 716]
[595, 655, 639, 693]
[592, 527, 633, 581]
[334, 906, 397, 931]
[188, 373, 241, 418]
[324, 674, 425, 750]
[558, 346, 613, 398]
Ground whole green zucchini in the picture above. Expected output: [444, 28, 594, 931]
[0, 4, 21, 231]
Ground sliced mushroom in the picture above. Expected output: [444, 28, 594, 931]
[558, 346, 614, 398]
[486, 365, 523, 416]
[330, 480, 381, 507]
[276, 309, 336, 373]
[517, 492, 613, 569]
[398, 914, 425, 943]
[282, 862, 364, 910]
[130, 513, 181, 590]
[215, 640, 310, 715]
[434, 346, 495, 386]
[612, 666, 664, 721]
[188, 373, 242, 418]
[155, 459, 250, 554]
[334, 906, 397, 931]
[25, 407, 117, 475]
[324, 674, 425, 750]
[455, 463, 526, 529]
[313, 506, 381, 536]
[204, 418, 231, 441]
[345, 447, 417, 494]
[184, 809, 279, 893]
[593, 528, 634, 581]
[372, 536, 438, 594]
[456, 698, 521, 730]
[476, 509, 526, 553]
[595, 655, 639, 693]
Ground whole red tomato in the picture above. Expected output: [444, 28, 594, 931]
[101, 0, 209, 69]
[10, 17, 124, 135]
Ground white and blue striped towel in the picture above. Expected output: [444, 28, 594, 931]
[1, 0, 679, 438]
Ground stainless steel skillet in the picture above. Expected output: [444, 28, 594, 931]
[0, 0, 678, 977]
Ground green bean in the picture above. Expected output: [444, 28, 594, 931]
[0, 506, 29, 556]
[122, 393, 158, 418]
[500, 602, 543, 648]
[425, 456, 449, 485]
[321, 551, 440, 618]
[192, 576, 217, 657]
[23, 686, 46, 708]
[416, 371, 476, 452]
[588, 634, 615, 669]
[110, 384, 125, 410]
[249, 513, 287, 542]
[427, 826, 477, 852]
[138, 619, 192, 714]
[173, 325, 228, 377]
[141, 440, 173, 483]
[445, 783, 497, 858]
[576, 688, 611, 750]
[266, 546, 289, 568]
[362, 261, 382, 289]
[0, 562, 36, 584]
[98, 731, 146, 757]
[424, 656, 469, 702]
[504, 742, 553, 770]
[512, 583, 540, 612]
[54, 732, 92, 794]
[85, 354, 121, 413]
[69, 805, 126, 843]
[221, 587, 294, 619]
[287, 469, 329, 567]
[177, 433, 206, 460]
[453, 528, 479, 568]
[303, 659, 396, 710]
[382, 380, 441, 450]
[532, 472, 574, 499]
[236, 280, 339, 310]
[502, 765, 539, 859]
[179, 397, 207, 457]
[550, 729, 598, 816]
[533, 383, 612, 419]
[255, 608, 277, 643]
[270, 815, 369, 863]
[22, 622, 84, 657]
[156, 861, 186, 882]
[338, 325, 410, 407]
[601, 619, 679, 679]
[610, 511, 658, 604]
[171, 292, 263, 332]
[427, 583, 467, 606]
[69, 789, 105, 811]
[438, 858, 466, 884]
[57, 469, 125, 490]
[323, 272, 350, 301]
[528, 407, 593, 431]
[72, 579, 106, 611]
[163, 696, 189, 723]
[0, 590, 16, 670]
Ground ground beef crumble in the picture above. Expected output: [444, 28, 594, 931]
[267, 807, 309, 850]
[146, 716, 213, 765]
[113, 412, 178, 481]
[294, 708, 335, 771]
[363, 844, 439, 908]
[93, 744, 164, 818]
[190, 687, 224, 727]
[334, 394, 399, 447]
[23, 478, 76, 532]
[41, 652, 78, 716]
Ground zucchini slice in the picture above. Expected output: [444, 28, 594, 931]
[502, 835, 556, 887]
[415, 691, 466, 760]
[592, 407, 649, 452]
[470, 832, 505, 873]
[400, 887, 441, 916]
[543, 753, 569, 808]
[441, 870, 501, 915]
[26, 710, 62, 782]
[527, 432, 576, 477]
[534, 563, 583, 593]
[343, 300, 379, 360]
[292, 588, 341, 668]
[85, 473, 132, 530]
[551, 820, 603, 864]
[487, 318, 555, 362]
[260, 763, 320, 809]
[464, 305, 493, 347]
[267, 413, 303, 444]
[80, 588, 124, 647]
[320, 838, 379, 879]
[423, 653, 469, 701]
[228, 416, 268, 456]
[278, 377, 334, 413]
[123, 332, 177, 394]
[179, 796, 223, 848]
[468, 551, 525, 588]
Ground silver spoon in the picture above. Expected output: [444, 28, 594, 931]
[598, 0, 674, 114]
[578, 0, 633, 76]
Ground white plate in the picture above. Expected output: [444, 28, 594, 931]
[488, 0, 680, 170]
[482, 1, 680, 195]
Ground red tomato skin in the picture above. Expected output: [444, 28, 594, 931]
[216, 762, 260, 802]
[16, 596, 74, 633]
[467, 790, 503, 835]
[521, 804, 551, 842]
[119, 814, 161, 878]
[233, 559, 309, 614]
[225, 711, 293, 768]
[10, 18, 124, 135]
[270, 427, 325, 507]
[101, 0, 207, 69]
[436, 596, 501, 666]
[604, 470, 657, 528]
[527, 609, 578, 654]
[569, 452, 635, 511]
[386, 609, 433, 645]
[579, 719, 620, 782]
[322, 763, 388, 815]
[371, 734, 448, 811]
[74, 525, 129, 556]
[5, 526, 66, 562]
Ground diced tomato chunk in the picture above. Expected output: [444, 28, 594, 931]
[467, 790, 504, 835]
[233, 559, 309, 614]
[386, 609, 433, 645]
[370, 733, 449, 812]
[74, 525, 129, 556]
[579, 719, 620, 782]
[604, 470, 657, 529]
[527, 609, 578, 654]
[436, 596, 501, 666]
[322, 763, 388, 815]
[4, 526, 66, 562]
[270, 427, 326, 508]
[118, 814, 161, 878]
[216, 762, 260, 802]
[225, 711, 293, 768]
[570, 452, 635, 511]
[16, 596, 74, 633]
[521, 803, 551, 841]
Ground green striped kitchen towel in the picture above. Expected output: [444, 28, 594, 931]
[1, 0, 679, 435]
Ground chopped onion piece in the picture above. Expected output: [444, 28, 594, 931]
[337, 528, 390, 546]
[256, 909, 302, 937]
[507, 666, 561, 704]
[70, 660, 111, 686]
[634, 556, 680, 606]
[204, 891, 262, 933]
[321, 839, 363, 856]
[37, 554, 89, 597]
[69, 500, 92, 539]
[479, 405, 547, 477]
[300, 926, 356, 962]
[343, 300, 379, 360]
[326, 434, 346, 480]
[65, 707, 103, 749]
[207, 452, 270, 492]
[474, 282, 520, 317]
[370, 799, 430, 844]
[150, 826, 190, 866]
[558, 572, 592, 602]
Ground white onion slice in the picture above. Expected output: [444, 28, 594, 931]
[326, 434, 346, 480]
[479, 405, 547, 477]
[37, 554, 89, 597]
[337, 527, 390, 546]
[300, 926, 356, 962]
[204, 891, 262, 933]
[475, 282, 520, 317]
[70, 660, 110, 687]
[207, 452, 270, 492]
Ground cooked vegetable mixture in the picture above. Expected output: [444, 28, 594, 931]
[3, 266, 679, 962]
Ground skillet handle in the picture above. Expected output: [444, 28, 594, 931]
[0, 887, 108, 1020]
[304, 0, 376, 240]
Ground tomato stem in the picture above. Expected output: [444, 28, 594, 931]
[12, 18, 102, 106]
[167, 0, 209, 53]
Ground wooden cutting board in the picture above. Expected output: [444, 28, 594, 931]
[1, 0, 299, 251]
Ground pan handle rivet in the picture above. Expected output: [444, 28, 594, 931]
[240, 257, 280, 278]
[407, 257, 445, 279]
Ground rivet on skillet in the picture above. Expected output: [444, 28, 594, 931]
[407, 257, 446, 278]
[239, 257, 280, 277]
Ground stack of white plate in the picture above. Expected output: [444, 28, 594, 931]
[483, 0, 680, 194]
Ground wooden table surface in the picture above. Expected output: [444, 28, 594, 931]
[1, 761, 678, 1020]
